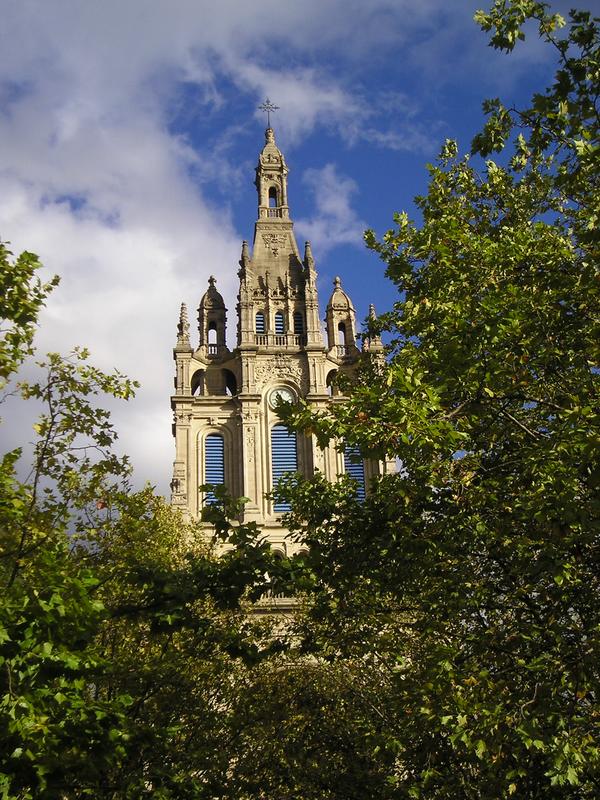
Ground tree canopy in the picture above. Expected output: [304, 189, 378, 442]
[277, 2, 600, 796]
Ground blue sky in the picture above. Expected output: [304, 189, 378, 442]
[0, 0, 582, 493]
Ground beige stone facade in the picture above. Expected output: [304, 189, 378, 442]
[170, 127, 388, 553]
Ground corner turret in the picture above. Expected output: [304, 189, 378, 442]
[198, 276, 227, 355]
[325, 276, 358, 358]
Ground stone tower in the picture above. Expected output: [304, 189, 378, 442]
[170, 126, 387, 554]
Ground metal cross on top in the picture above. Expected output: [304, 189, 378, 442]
[259, 98, 279, 127]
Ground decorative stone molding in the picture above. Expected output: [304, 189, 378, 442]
[261, 233, 287, 257]
[170, 462, 187, 503]
[245, 427, 256, 463]
[253, 354, 305, 391]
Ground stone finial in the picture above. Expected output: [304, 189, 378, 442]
[265, 127, 275, 144]
[241, 240, 250, 263]
[208, 275, 216, 287]
[333, 276, 342, 289]
[304, 240, 314, 268]
[238, 240, 250, 281]
[176, 302, 191, 348]
[364, 303, 383, 353]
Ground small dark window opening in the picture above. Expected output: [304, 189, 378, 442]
[337, 321, 347, 345]
[256, 312, 266, 334]
[293, 311, 304, 335]
[268, 186, 278, 207]
[275, 311, 285, 335]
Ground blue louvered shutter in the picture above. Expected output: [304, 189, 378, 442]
[205, 433, 224, 504]
[344, 445, 365, 501]
[275, 311, 285, 335]
[255, 312, 265, 334]
[271, 424, 297, 512]
[293, 311, 304, 334]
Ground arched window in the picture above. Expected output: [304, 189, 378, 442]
[293, 311, 304, 335]
[191, 369, 205, 396]
[275, 311, 285, 335]
[338, 321, 347, 346]
[208, 321, 217, 345]
[271, 424, 297, 512]
[255, 312, 266, 334]
[204, 433, 224, 504]
[326, 368, 337, 397]
[268, 186, 278, 207]
[343, 445, 365, 501]
[223, 369, 237, 397]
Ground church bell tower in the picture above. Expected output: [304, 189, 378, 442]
[170, 124, 387, 553]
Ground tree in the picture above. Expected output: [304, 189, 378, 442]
[0, 247, 280, 798]
[277, 3, 600, 796]
[0, 247, 133, 797]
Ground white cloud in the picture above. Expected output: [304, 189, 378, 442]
[296, 164, 366, 256]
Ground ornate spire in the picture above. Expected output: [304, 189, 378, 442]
[255, 121, 289, 222]
[198, 276, 227, 349]
[325, 276, 357, 353]
[176, 302, 191, 350]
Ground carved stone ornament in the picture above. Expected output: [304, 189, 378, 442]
[245, 427, 256, 463]
[259, 223, 292, 232]
[262, 233, 287, 256]
[254, 355, 305, 391]
[170, 463, 187, 500]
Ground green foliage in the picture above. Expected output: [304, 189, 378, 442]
[0, 248, 282, 798]
[473, 2, 599, 244]
[277, 3, 600, 796]
[0, 498, 131, 798]
[221, 658, 397, 800]
[0, 242, 59, 388]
